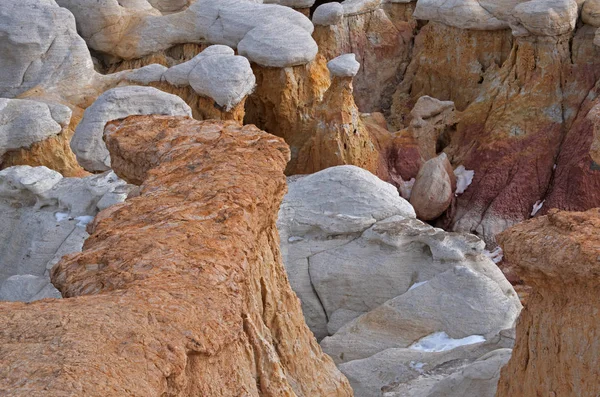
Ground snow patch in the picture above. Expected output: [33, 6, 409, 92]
[288, 236, 304, 243]
[409, 331, 485, 352]
[398, 178, 415, 200]
[531, 200, 545, 216]
[407, 280, 428, 291]
[75, 215, 94, 227]
[484, 247, 503, 264]
[409, 361, 426, 372]
[454, 166, 474, 195]
[55, 212, 70, 222]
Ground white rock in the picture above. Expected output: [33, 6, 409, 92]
[413, 0, 509, 30]
[0, 275, 61, 302]
[277, 165, 415, 339]
[0, 166, 131, 302]
[320, 265, 521, 363]
[313, 2, 345, 26]
[238, 22, 319, 68]
[57, 0, 318, 67]
[71, 86, 192, 172]
[328, 54, 361, 78]
[0, 99, 72, 157]
[0, 0, 97, 99]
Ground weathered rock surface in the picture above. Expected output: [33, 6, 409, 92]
[0, 99, 84, 176]
[71, 86, 192, 172]
[278, 164, 521, 396]
[0, 165, 130, 302]
[56, 0, 318, 67]
[293, 55, 383, 176]
[0, 116, 352, 396]
[496, 209, 600, 397]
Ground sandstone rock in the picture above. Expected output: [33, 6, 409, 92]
[583, 0, 600, 26]
[314, 2, 416, 112]
[71, 86, 192, 172]
[496, 209, 600, 397]
[410, 154, 454, 220]
[0, 116, 353, 395]
[0, 166, 130, 302]
[390, 22, 513, 129]
[293, 57, 383, 175]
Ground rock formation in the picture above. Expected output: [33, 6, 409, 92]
[0, 165, 130, 302]
[0, 116, 352, 396]
[496, 208, 600, 397]
[70, 86, 192, 172]
[278, 165, 521, 396]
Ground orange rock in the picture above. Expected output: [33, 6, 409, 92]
[294, 74, 380, 176]
[496, 208, 600, 397]
[0, 116, 352, 396]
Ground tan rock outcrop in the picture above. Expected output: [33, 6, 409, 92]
[294, 56, 380, 176]
[244, 55, 331, 173]
[410, 153, 455, 221]
[496, 208, 600, 397]
[313, 1, 417, 113]
[390, 22, 513, 129]
[0, 116, 352, 396]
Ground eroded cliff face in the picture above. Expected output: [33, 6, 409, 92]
[496, 208, 600, 397]
[0, 116, 352, 397]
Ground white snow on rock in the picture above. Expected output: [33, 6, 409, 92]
[531, 199, 545, 216]
[454, 165, 475, 195]
[409, 332, 486, 353]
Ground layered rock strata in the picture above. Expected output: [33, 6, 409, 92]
[496, 208, 600, 397]
[0, 116, 352, 396]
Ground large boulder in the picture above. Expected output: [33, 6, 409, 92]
[278, 165, 521, 396]
[410, 153, 455, 220]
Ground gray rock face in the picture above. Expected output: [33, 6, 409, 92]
[0, 99, 72, 157]
[0, 166, 131, 302]
[0, 0, 97, 100]
[327, 54, 361, 78]
[71, 86, 192, 172]
[382, 348, 512, 397]
[277, 165, 521, 397]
